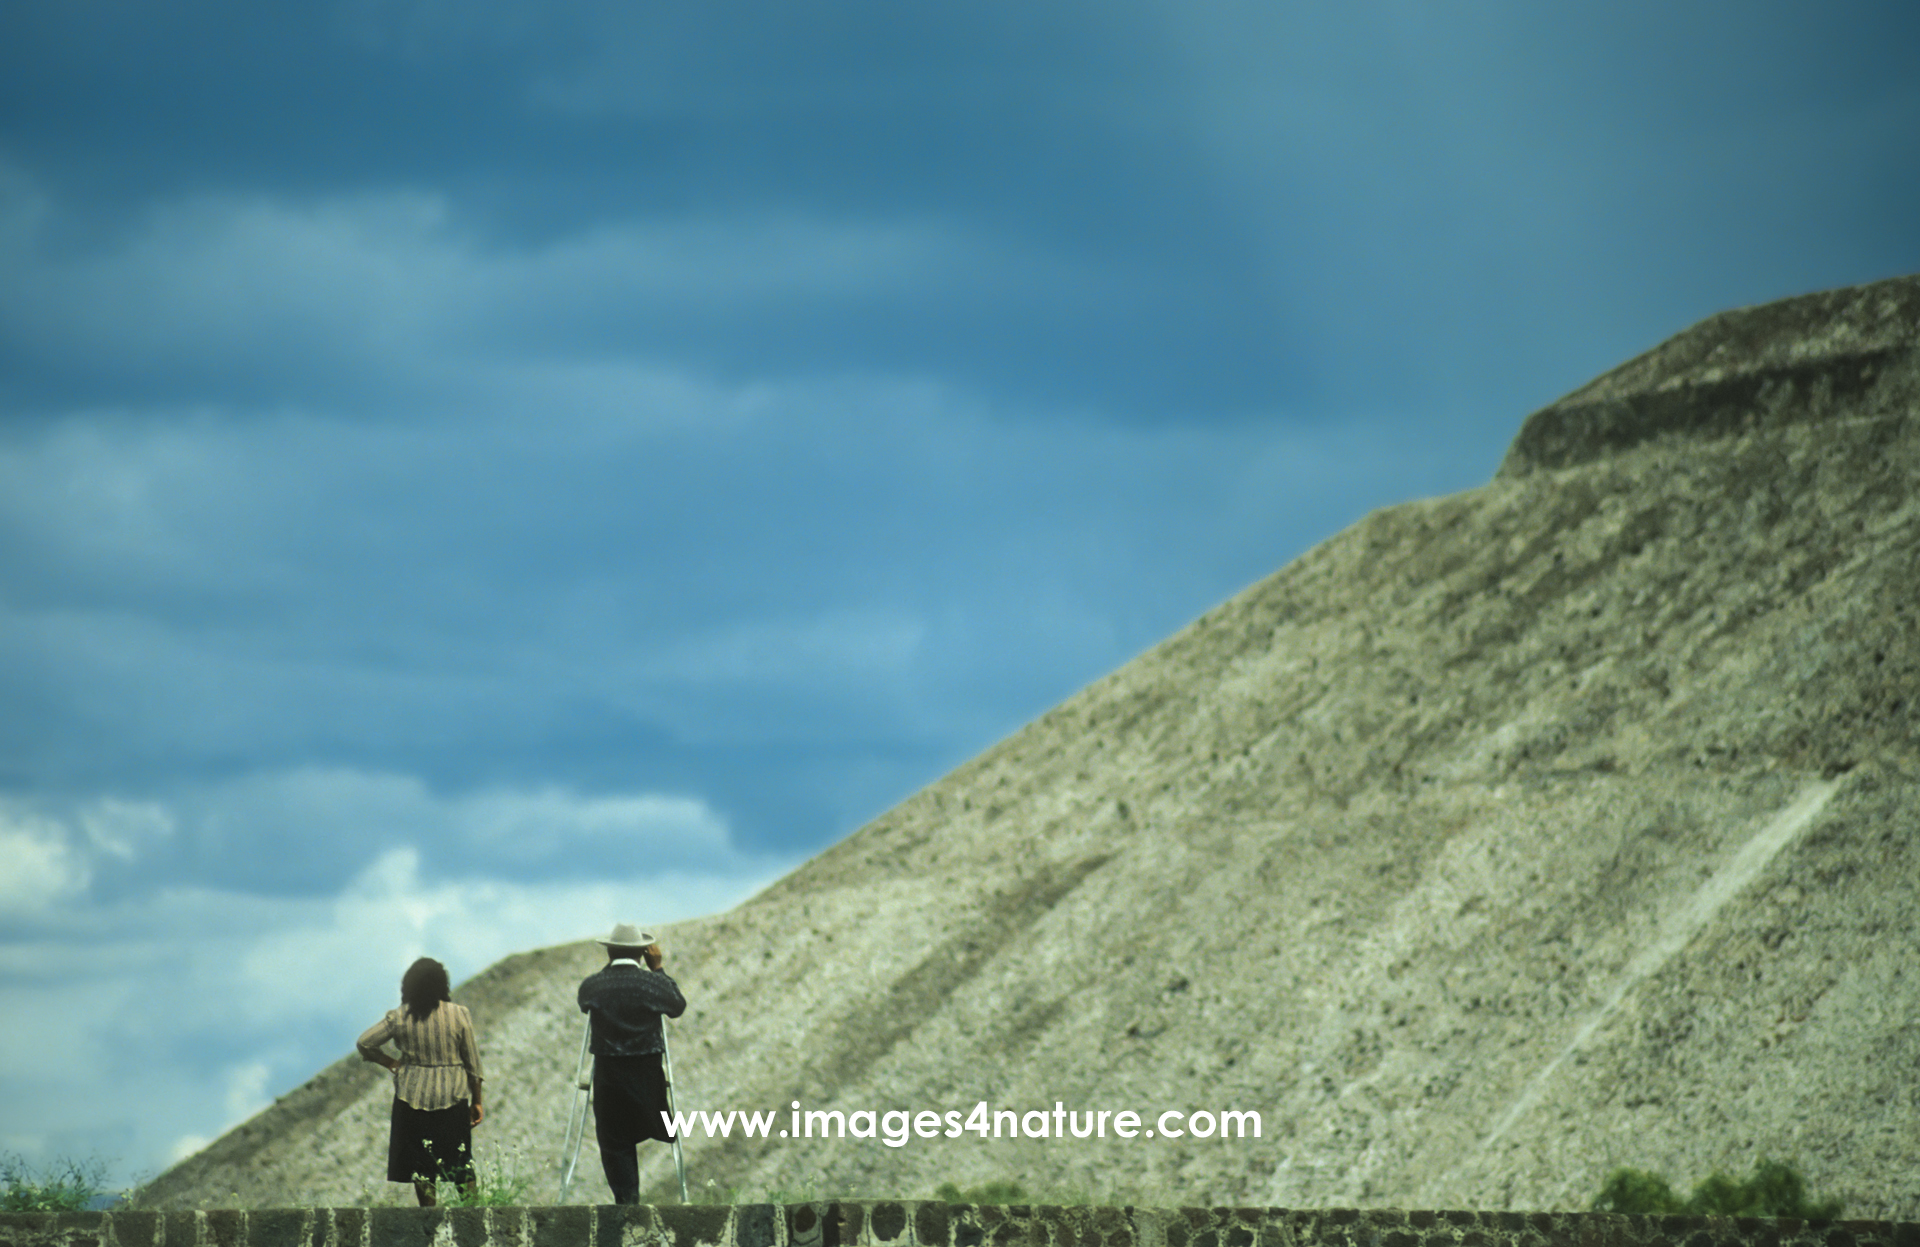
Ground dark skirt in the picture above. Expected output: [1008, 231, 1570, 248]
[387, 1098, 475, 1184]
[594, 1052, 676, 1146]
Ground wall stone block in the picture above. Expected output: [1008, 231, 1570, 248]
[2, 1208, 1912, 1247]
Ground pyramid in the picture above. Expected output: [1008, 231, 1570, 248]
[138, 274, 1920, 1216]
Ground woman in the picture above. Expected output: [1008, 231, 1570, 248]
[357, 957, 486, 1206]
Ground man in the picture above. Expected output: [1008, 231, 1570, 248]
[577, 922, 687, 1204]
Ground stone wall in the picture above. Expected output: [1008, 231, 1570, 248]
[3, 1205, 1916, 1247]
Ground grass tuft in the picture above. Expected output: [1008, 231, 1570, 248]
[1, 1153, 111, 1212]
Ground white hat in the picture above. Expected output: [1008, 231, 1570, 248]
[597, 922, 655, 949]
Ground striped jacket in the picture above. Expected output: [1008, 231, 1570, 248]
[357, 1001, 485, 1110]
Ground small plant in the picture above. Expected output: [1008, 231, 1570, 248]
[430, 1141, 532, 1208]
[1, 1153, 111, 1212]
[1591, 1159, 1842, 1218]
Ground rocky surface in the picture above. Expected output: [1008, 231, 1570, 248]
[1499, 275, 1920, 474]
[136, 274, 1919, 1217]
[10, 1204, 1917, 1247]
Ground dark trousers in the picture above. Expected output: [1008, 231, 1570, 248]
[591, 1052, 671, 1205]
[595, 1112, 642, 1205]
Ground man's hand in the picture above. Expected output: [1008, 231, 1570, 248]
[643, 943, 664, 971]
[470, 1103, 485, 1127]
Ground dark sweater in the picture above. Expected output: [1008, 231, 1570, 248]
[577, 962, 687, 1056]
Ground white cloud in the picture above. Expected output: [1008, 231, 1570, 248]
[0, 806, 91, 917]
[0, 786, 794, 1188]
[235, 841, 783, 1027]
[166, 1134, 212, 1165]
[76, 799, 175, 861]
[0, 763, 770, 903]
[223, 1063, 272, 1124]
[163, 766, 765, 879]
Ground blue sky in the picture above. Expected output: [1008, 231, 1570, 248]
[2, 0, 1916, 1192]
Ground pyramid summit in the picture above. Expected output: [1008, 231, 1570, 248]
[1501, 273, 1920, 475]
[138, 273, 1920, 1216]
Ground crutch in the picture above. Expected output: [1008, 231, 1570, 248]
[661, 1022, 690, 1204]
[558, 1016, 593, 1203]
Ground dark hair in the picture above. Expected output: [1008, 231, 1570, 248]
[400, 957, 451, 1022]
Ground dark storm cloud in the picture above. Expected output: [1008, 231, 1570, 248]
[9, 0, 1913, 425]
[1, 0, 1310, 416]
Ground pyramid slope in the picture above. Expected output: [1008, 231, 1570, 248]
[138, 274, 1920, 1215]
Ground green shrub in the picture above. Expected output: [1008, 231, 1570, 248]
[1591, 1168, 1686, 1215]
[1591, 1159, 1842, 1218]
[1, 1153, 110, 1212]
